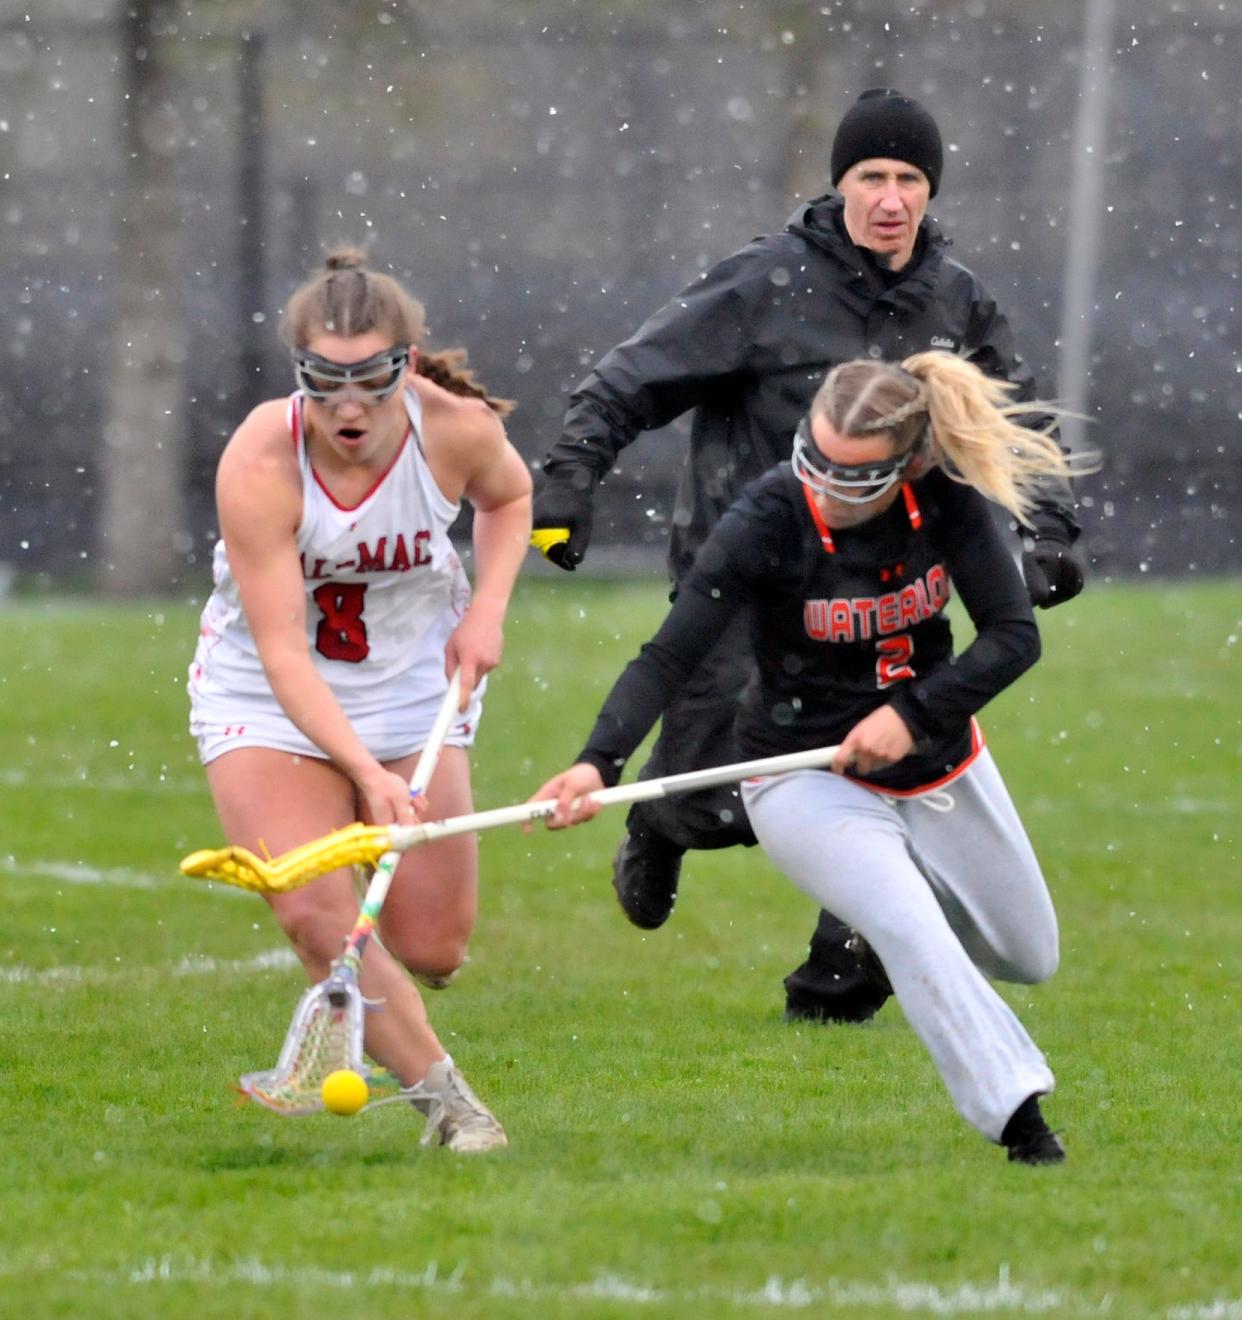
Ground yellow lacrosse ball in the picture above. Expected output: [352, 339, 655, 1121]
[321, 1069, 368, 1116]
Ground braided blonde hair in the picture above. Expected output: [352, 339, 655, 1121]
[281, 247, 514, 416]
[810, 351, 1096, 524]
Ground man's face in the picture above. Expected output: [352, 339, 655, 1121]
[837, 157, 931, 271]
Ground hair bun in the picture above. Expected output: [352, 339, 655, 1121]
[323, 247, 368, 273]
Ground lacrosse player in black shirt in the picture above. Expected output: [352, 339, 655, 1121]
[533, 350, 1096, 1164]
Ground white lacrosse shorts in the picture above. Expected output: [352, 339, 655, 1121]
[190, 675, 484, 766]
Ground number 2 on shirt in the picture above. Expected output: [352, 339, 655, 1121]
[876, 634, 915, 688]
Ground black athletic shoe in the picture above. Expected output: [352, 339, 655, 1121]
[1002, 1094, 1066, 1166]
[611, 827, 685, 930]
[783, 915, 894, 1024]
[783, 982, 889, 1025]
[844, 929, 893, 996]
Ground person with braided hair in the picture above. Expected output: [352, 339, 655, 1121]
[533, 351, 1098, 1163]
[188, 249, 531, 1152]
[531, 88, 1088, 1026]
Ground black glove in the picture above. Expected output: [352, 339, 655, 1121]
[531, 468, 595, 571]
[1021, 536, 1087, 609]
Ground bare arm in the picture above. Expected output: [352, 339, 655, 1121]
[422, 390, 532, 707]
[215, 404, 419, 825]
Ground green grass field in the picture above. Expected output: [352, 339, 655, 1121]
[0, 578, 1238, 1319]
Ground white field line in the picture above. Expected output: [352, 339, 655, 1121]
[0, 1252, 1232, 1316]
[2, 855, 168, 890]
[1024, 794, 1233, 818]
[0, 854, 244, 896]
[0, 767, 203, 795]
[0, 947, 298, 987]
[35, 1256, 1135, 1316]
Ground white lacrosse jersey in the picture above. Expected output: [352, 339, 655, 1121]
[188, 389, 480, 762]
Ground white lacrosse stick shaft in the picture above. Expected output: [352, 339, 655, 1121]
[359, 667, 462, 916]
[380, 742, 842, 853]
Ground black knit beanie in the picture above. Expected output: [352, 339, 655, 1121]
[831, 88, 943, 197]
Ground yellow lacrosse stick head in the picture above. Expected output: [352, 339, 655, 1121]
[180, 822, 394, 893]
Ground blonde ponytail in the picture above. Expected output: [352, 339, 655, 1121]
[902, 351, 1095, 525]
[810, 351, 1097, 526]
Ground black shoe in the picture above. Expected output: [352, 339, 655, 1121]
[783, 916, 893, 1024]
[844, 929, 893, 996]
[611, 827, 684, 930]
[783, 982, 889, 1025]
[1002, 1094, 1066, 1166]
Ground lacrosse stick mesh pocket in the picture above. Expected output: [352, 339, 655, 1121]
[239, 971, 366, 1115]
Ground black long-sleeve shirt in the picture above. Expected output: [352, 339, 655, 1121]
[577, 465, 1040, 794]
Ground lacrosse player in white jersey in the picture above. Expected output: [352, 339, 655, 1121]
[189, 249, 531, 1152]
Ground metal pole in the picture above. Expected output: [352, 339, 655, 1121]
[1057, 0, 1116, 451]
[237, 30, 268, 412]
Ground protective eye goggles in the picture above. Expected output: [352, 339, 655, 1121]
[791, 417, 914, 505]
[293, 345, 409, 405]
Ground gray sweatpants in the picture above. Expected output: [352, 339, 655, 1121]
[742, 748, 1057, 1142]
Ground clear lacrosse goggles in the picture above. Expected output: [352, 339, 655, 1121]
[791, 416, 914, 505]
[293, 344, 410, 405]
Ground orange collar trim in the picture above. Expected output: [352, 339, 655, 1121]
[801, 483, 835, 554]
[801, 480, 924, 550]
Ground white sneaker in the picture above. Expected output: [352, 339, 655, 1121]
[405, 1059, 508, 1153]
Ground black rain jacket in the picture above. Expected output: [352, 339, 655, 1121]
[544, 194, 1077, 585]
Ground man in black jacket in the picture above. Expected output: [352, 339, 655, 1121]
[531, 88, 1086, 1024]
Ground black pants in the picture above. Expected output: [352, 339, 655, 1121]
[625, 609, 879, 1010]
[626, 609, 758, 850]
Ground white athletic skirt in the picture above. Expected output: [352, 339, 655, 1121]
[189, 662, 484, 766]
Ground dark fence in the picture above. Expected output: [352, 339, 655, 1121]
[0, 0, 1238, 586]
